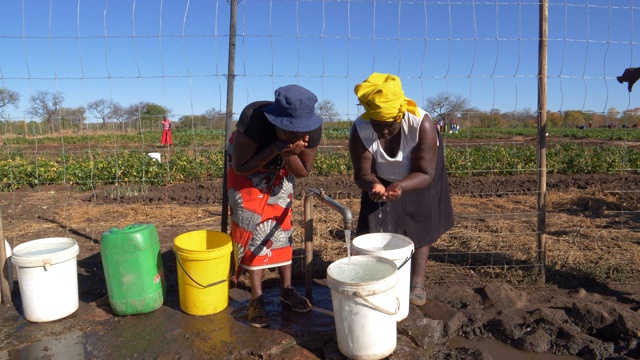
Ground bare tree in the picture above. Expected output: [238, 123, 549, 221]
[124, 102, 153, 130]
[204, 107, 225, 128]
[316, 99, 340, 122]
[424, 92, 469, 127]
[122, 102, 168, 132]
[56, 107, 86, 131]
[28, 90, 64, 132]
[111, 103, 128, 131]
[204, 107, 223, 120]
[502, 108, 536, 127]
[87, 99, 116, 128]
[178, 107, 225, 129]
[605, 107, 620, 126]
[0, 88, 20, 110]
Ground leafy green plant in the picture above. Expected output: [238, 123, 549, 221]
[1, 128, 638, 191]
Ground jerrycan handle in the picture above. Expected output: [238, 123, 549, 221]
[122, 224, 144, 230]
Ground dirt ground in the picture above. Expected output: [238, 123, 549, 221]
[1, 172, 639, 359]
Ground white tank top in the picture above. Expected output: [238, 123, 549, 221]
[355, 108, 428, 182]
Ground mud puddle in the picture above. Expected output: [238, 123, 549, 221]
[1, 284, 337, 359]
[449, 336, 582, 360]
[2, 282, 590, 360]
[1, 330, 86, 359]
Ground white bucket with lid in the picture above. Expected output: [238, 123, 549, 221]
[12, 237, 80, 322]
[326, 255, 399, 360]
[351, 233, 414, 321]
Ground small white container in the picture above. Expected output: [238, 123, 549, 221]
[12, 238, 80, 322]
[148, 152, 161, 162]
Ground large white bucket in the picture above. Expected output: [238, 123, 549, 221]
[351, 233, 414, 321]
[327, 255, 399, 360]
[11, 238, 80, 322]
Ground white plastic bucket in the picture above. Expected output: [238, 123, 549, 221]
[148, 152, 161, 162]
[326, 255, 399, 360]
[11, 238, 80, 322]
[351, 233, 414, 321]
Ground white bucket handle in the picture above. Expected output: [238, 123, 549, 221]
[397, 248, 414, 271]
[353, 291, 400, 316]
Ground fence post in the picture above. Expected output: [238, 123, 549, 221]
[222, 0, 238, 234]
[537, 0, 548, 284]
[0, 208, 11, 304]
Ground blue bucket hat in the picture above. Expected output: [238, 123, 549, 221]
[263, 85, 323, 132]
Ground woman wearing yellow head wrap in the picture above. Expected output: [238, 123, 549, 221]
[349, 72, 454, 309]
[354, 72, 419, 122]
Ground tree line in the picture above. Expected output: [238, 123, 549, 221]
[1, 87, 638, 136]
[424, 92, 640, 130]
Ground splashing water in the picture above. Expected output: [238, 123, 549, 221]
[378, 202, 384, 232]
[345, 229, 352, 261]
[386, 201, 392, 232]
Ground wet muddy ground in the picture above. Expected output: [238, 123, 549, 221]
[1, 174, 639, 359]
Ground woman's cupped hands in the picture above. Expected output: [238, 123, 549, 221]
[369, 182, 402, 202]
[274, 136, 309, 157]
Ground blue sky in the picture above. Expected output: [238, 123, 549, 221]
[0, 0, 638, 123]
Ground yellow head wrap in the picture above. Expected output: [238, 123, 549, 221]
[354, 73, 419, 122]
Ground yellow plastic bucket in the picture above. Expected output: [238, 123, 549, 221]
[173, 230, 232, 316]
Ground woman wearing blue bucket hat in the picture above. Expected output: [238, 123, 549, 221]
[227, 84, 323, 328]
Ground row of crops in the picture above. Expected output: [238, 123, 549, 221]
[3, 124, 640, 146]
[1, 142, 638, 191]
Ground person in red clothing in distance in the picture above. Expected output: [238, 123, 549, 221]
[161, 115, 172, 147]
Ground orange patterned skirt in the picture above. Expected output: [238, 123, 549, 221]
[226, 135, 294, 281]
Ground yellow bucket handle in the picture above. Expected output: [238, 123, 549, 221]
[175, 252, 228, 289]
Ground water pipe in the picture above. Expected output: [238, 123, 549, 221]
[303, 188, 353, 299]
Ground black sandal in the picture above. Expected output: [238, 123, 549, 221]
[247, 295, 269, 328]
[280, 286, 312, 313]
[410, 285, 427, 306]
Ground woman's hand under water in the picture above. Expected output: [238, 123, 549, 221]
[385, 182, 402, 201]
[368, 182, 402, 202]
[368, 183, 387, 202]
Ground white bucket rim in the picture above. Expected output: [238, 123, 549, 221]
[351, 233, 414, 261]
[326, 255, 398, 296]
[12, 238, 80, 268]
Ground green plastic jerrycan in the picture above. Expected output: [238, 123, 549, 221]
[100, 224, 165, 316]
